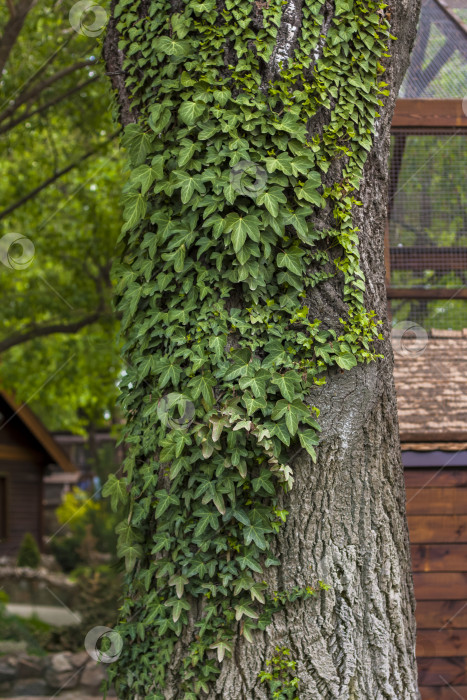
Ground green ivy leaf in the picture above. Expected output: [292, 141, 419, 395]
[102, 474, 128, 511]
[243, 523, 268, 550]
[179, 100, 206, 125]
[209, 334, 226, 360]
[121, 123, 154, 166]
[154, 357, 181, 388]
[154, 35, 190, 56]
[122, 191, 147, 231]
[299, 429, 319, 461]
[154, 489, 180, 518]
[118, 540, 143, 572]
[335, 0, 354, 15]
[335, 352, 358, 370]
[295, 172, 324, 206]
[193, 506, 220, 537]
[242, 392, 267, 416]
[256, 186, 287, 217]
[128, 163, 159, 195]
[276, 246, 305, 276]
[209, 641, 233, 663]
[251, 469, 275, 496]
[239, 369, 270, 398]
[169, 574, 189, 599]
[173, 170, 206, 204]
[164, 597, 191, 623]
[271, 399, 310, 436]
[234, 603, 259, 621]
[188, 373, 216, 406]
[223, 348, 251, 380]
[237, 552, 264, 574]
[271, 370, 302, 402]
[224, 213, 261, 252]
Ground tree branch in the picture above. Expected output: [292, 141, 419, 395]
[0, 75, 99, 135]
[0, 133, 118, 221]
[0, 59, 98, 124]
[0, 0, 38, 74]
[0, 312, 108, 353]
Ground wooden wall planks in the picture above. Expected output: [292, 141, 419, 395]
[406, 467, 467, 697]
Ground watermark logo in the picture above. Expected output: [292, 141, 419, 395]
[230, 160, 267, 198]
[69, 1, 108, 37]
[391, 320, 428, 357]
[0, 233, 35, 270]
[157, 393, 195, 431]
[84, 626, 123, 663]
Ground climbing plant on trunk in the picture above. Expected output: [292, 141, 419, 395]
[103, 0, 421, 697]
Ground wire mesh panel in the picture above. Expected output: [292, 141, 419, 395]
[387, 131, 467, 331]
[400, 0, 467, 98]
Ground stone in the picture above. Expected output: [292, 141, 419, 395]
[69, 650, 89, 668]
[80, 661, 107, 690]
[48, 652, 73, 673]
[11, 677, 48, 696]
[44, 668, 80, 692]
[0, 659, 16, 682]
[16, 655, 45, 679]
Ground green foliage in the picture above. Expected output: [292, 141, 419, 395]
[49, 533, 85, 574]
[259, 647, 300, 699]
[0, 592, 51, 655]
[16, 532, 41, 569]
[0, 1, 122, 432]
[50, 488, 121, 572]
[46, 564, 122, 652]
[104, 0, 392, 696]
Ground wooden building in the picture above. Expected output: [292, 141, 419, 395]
[0, 391, 75, 557]
[389, 1, 467, 697]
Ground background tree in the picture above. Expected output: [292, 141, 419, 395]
[103, 0, 422, 697]
[0, 0, 123, 431]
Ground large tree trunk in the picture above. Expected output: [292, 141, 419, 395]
[104, 0, 422, 697]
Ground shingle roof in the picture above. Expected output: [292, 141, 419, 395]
[392, 337, 467, 443]
[0, 390, 76, 472]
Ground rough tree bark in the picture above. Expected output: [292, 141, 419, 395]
[104, 0, 422, 697]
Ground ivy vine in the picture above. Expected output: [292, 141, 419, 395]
[258, 647, 301, 699]
[103, 0, 393, 696]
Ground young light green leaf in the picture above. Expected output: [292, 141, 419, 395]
[335, 352, 358, 370]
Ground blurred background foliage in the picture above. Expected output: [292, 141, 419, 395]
[0, 0, 124, 433]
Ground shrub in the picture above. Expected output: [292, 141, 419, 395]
[49, 533, 84, 573]
[51, 487, 120, 572]
[17, 532, 41, 568]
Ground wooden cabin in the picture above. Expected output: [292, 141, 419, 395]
[0, 391, 75, 557]
[389, 1, 467, 697]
